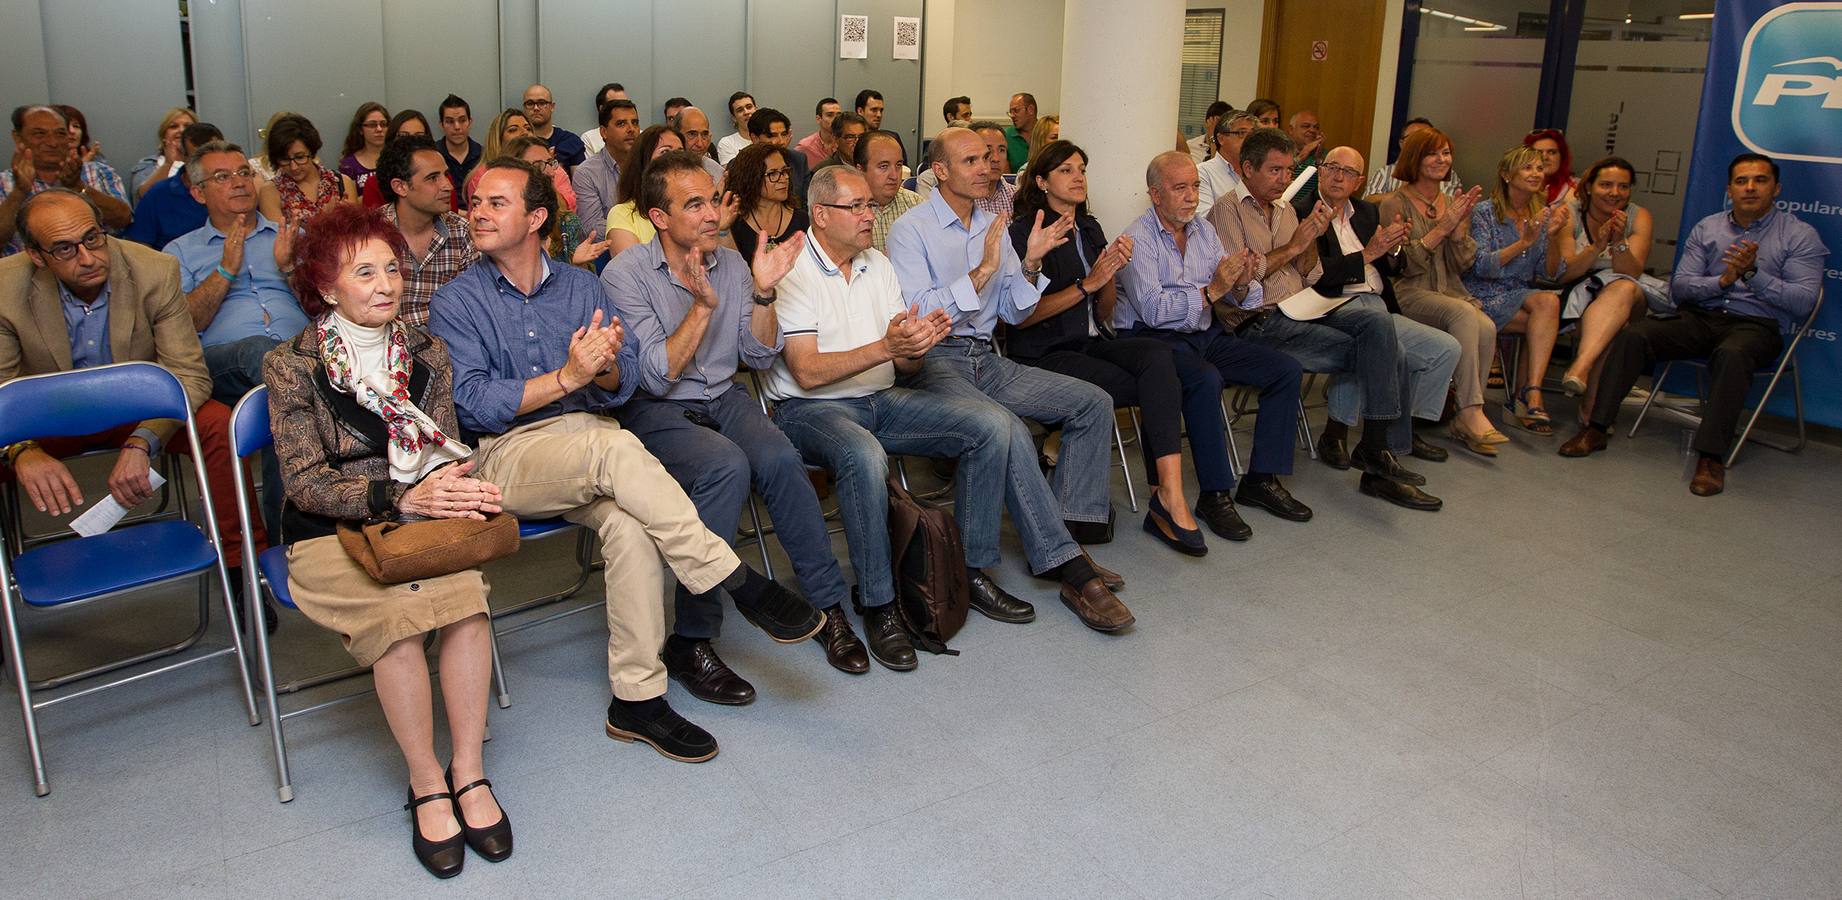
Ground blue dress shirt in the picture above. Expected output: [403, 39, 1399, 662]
[429, 254, 640, 435]
[1115, 207, 1262, 332]
[163, 215, 309, 348]
[1671, 207, 1828, 333]
[58, 282, 164, 452]
[601, 236, 781, 402]
[885, 189, 1042, 338]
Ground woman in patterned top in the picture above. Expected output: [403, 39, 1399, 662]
[258, 115, 359, 227]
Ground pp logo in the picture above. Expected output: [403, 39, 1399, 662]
[1732, 2, 1842, 164]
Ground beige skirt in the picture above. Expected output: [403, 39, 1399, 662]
[285, 535, 490, 667]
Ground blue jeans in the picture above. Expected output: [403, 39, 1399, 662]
[1238, 295, 1410, 451]
[1325, 313, 1462, 451]
[909, 338, 1113, 526]
[618, 387, 850, 637]
[204, 334, 282, 541]
[1133, 324, 1303, 488]
[774, 388, 1082, 608]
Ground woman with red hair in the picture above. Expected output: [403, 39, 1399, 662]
[1523, 128, 1576, 204]
[261, 204, 512, 879]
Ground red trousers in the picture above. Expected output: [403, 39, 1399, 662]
[2, 399, 268, 568]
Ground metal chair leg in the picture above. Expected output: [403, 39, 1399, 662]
[1219, 395, 1243, 479]
[0, 578, 50, 796]
[1296, 398, 1318, 459]
[744, 495, 774, 581]
[1627, 361, 1674, 438]
[1112, 417, 1138, 513]
[487, 625, 511, 710]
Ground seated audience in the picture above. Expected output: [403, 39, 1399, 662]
[886, 127, 1132, 632]
[1195, 111, 1256, 219]
[1, 188, 266, 600]
[942, 95, 973, 128]
[55, 106, 105, 166]
[968, 122, 1019, 216]
[258, 115, 360, 226]
[812, 113, 867, 173]
[773, 165, 1132, 647]
[463, 125, 568, 215]
[1246, 98, 1281, 130]
[338, 102, 389, 193]
[1550, 156, 1653, 415]
[604, 150, 843, 691]
[580, 83, 626, 158]
[523, 84, 584, 171]
[604, 125, 691, 258]
[122, 122, 220, 249]
[376, 135, 478, 326]
[437, 95, 482, 191]
[1209, 131, 1447, 510]
[573, 99, 641, 241]
[430, 157, 813, 763]
[671, 107, 728, 187]
[1460, 145, 1566, 435]
[717, 92, 756, 164]
[357, 111, 438, 208]
[502, 137, 595, 266]
[854, 89, 886, 131]
[858, 130, 922, 254]
[1561, 153, 1828, 496]
[130, 107, 197, 199]
[1025, 115, 1060, 171]
[1116, 151, 1313, 535]
[2, 105, 133, 255]
[745, 108, 809, 200]
[262, 205, 508, 878]
[1189, 100, 1233, 162]
[1365, 117, 1464, 198]
[727, 143, 808, 266]
[795, 98, 842, 168]
[1371, 129, 1504, 453]
[1003, 93, 1037, 173]
[1524, 128, 1575, 203]
[660, 97, 690, 126]
[1286, 110, 1325, 217]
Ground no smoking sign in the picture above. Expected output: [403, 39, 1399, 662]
[1310, 40, 1329, 61]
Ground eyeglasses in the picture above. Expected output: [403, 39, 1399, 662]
[523, 99, 554, 109]
[363, 120, 388, 130]
[1320, 162, 1363, 179]
[280, 153, 315, 166]
[200, 167, 256, 186]
[531, 157, 558, 170]
[40, 228, 106, 261]
[764, 169, 791, 182]
[818, 201, 876, 216]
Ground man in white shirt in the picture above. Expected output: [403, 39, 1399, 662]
[580, 83, 627, 158]
[1195, 111, 1257, 220]
[716, 92, 756, 165]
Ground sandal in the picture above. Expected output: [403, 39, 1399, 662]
[1511, 386, 1553, 436]
[1447, 421, 1500, 457]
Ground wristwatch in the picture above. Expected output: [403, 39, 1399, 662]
[1609, 241, 1628, 255]
[1741, 266, 1758, 283]
[4, 440, 39, 466]
[751, 289, 777, 306]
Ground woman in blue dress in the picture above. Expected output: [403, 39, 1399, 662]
[1462, 145, 1566, 434]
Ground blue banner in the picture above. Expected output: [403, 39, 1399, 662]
[1679, 0, 1842, 425]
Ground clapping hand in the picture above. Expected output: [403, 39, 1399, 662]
[717, 191, 741, 233]
[1596, 209, 1628, 247]
[219, 215, 250, 276]
[273, 210, 300, 272]
[1365, 214, 1411, 263]
[400, 461, 503, 521]
[680, 247, 720, 309]
[977, 212, 1010, 279]
[1023, 210, 1075, 269]
[1438, 186, 1484, 234]
[1296, 200, 1333, 243]
[752, 229, 805, 296]
[883, 305, 952, 359]
[571, 235, 611, 266]
[562, 308, 622, 390]
[1084, 234, 1134, 290]
[1545, 202, 1571, 237]
[9, 146, 34, 187]
[55, 143, 83, 189]
[1719, 239, 1759, 285]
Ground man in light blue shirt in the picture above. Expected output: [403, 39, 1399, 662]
[886, 127, 1126, 612]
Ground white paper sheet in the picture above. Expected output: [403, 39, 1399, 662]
[70, 470, 167, 538]
[841, 14, 869, 59]
[1277, 165, 1316, 208]
[1276, 287, 1351, 322]
[893, 16, 921, 60]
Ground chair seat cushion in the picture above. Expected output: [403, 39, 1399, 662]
[12, 520, 218, 608]
[258, 545, 295, 609]
[518, 518, 574, 539]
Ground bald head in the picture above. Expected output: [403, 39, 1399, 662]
[1286, 110, 1322, 149]
[1316, 146, 1366, 205]
[19, 189, 110, 297]
[675, 107, 713, 156]
[1146, 150, 1196, 189]
[929, 127, 994, 203]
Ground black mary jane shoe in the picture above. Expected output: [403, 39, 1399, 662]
[1142, 492, 1207, 557]
[405, 788, 466, 879]
[447, 769, 514, 862]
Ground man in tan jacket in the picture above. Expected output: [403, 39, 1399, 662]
[0, 189, 268, 595]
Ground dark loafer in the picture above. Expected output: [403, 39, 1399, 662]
[1348, 446, 1426, 486]
[1358, 473, 1443, 511]
[1059, 577, 1135, 632]
[1558, 426, 1609, 458]
[813, 605, 869, 674]
[1142, 492, 1207, 557]
[1084, 550, 1125, 590]
[446, 770, 513, 863]
[605, 697, 718, 762]
[1194, 490, 1253, 541]
[1410, 433, 1449, 462]
[1234, 476, 1313, 522]
[732, 575, 825, 643]
[404, 788, 466, 879]
[662, 636, 756, 706]
[856, 597, 918, 671]
[1690, 456, 1725, 496]
[1318, 433, 1353, 470]
[967, 570, 1035, 623]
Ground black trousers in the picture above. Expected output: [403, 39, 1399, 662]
[1019, 337, 1183, 485]
[1592, 305, 1784, 457]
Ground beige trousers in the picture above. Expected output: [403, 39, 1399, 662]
[474, 413, 740, 700]
[1396, 286, 1497, 410]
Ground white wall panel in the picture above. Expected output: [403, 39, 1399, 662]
[39, 0, 187, 170]
[241, 0, 387, 166]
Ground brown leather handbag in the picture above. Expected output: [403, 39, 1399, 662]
[336, 512, 520, 584]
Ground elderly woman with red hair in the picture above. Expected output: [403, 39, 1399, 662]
[261, 204, 511, 879]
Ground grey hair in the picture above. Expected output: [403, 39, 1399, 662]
[807, 165, 866, 207]
[1214, 111, 1259, 139]
[186, 140, 248, 185]
[1145, 151, 1195, 189]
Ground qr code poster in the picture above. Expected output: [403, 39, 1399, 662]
[841, 14, 869, 59]
[894, 16, 921, 60]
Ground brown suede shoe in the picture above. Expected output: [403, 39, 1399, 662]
[1059, 578, 1135, 633]
[1690, 457, 1725, 496]
[1083, 550, 1124, 591]
[1557, 426, 1609, 458]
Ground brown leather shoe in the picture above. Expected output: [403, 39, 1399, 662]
[1059, 577, 1135, 633]
[1690, 456, 1725, 496]
[1557, 426, 1609, 458]
[813, 606, 869, 674]
[1082, 550, 1124, 591]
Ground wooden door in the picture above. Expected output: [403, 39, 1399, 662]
[1257, 0, 1389, 164]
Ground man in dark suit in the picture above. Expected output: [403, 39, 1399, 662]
[1310, 145, 1459, 468]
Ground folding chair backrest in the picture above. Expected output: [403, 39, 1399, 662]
[231, 385, 274, 459]
[0, 361, 190, 446]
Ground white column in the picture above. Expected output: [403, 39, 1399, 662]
[1058, 0, 1186, 236]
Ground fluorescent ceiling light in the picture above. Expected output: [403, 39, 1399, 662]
[1679, 12, 1713, 19]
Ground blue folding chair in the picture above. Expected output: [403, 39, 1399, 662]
[0, 362, 259, 797]
[230, 386, 510, 802]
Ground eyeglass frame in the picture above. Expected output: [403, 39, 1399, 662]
[36, 227, 108, 261]
[816, 200, 876, 216]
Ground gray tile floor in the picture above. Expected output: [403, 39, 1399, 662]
[7, 397, 1842, 899]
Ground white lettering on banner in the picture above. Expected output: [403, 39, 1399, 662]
[1753, 74, 1842, 106]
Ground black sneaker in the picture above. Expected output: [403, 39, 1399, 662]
[729, 569, 825, 643]
[605, 697, 718, 762]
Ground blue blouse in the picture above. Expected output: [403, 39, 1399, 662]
[1460, 200, 1550, 305]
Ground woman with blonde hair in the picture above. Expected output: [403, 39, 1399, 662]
[1461, 145, 1567, 435]
[130, 106, 195, 198]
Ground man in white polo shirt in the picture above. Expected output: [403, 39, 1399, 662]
[767, 167, 1136, 658]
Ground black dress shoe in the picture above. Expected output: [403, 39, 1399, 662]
[814, 605, 869, 674]
[855, 595, 918, 671]
[404, 788, 466, 879]
[661, 636, 756, 705]
[729, 570, 825, 643]
[967, 570, 1036, 623]
[1410, 433, 1449, 463]
[1358, 473, 1443, 511]
[446, 769, 513, 862]
[1348, 446, 1426, 486]
[605, 696, 719, 762]
[1194, 491, 1252, 541]
[1142, 492, 1207, 556]
[1317, 434, 1353, 470]
[1234, 476, 1313, 522]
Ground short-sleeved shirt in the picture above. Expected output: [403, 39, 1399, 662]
[794, 131, 833, 169]
[606, 202, 656, 246]
[0, 162, 130, 256]
[381, 204, 478, 326]
[164, 215, 310, 347]
[766, 231, 906, 402]
[601, 235, 783, 402]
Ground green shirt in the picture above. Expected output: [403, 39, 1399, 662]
[1002, 125, 1029, 173]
